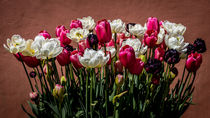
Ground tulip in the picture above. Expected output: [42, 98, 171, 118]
[67, 28, 89, 43]
[106, 51, 112, 65]
[60, 76, 67, 85]
[127, 23, 145, 38]
[146, 17, 160, 34]
[56, 25, 67, 37]
[38, 30, 51, 39]
[164, 49, 180, 64]
[109, 19, 126, 33]
[79, 49, 110, 68]
[95, 19, 112, 44]
[151, 75, 160, 85]
[169, 67, 178, 79]
[144, 59, 162, 75]
[79, 40, 87, 54]
[70, 50, 83, 69]
[155, 47, 165, 61]
[59, 29, 71, 45]
[186, 53, 202, 72]
[56, 49, 71, 66]
[53, 84, 65, 102]
[126, 23, 136, 32]
[186, 44, 195, 55]
[193, 38, 206, 53]
[23, 56, 40, 68]
[14, 53, 24, 62]
[162, 20, 186, 35]
[70, 20, 83, 29]
[144, 32, 158, 48]
[115, 74, 124, 87]
[119, 45, 136, 68]
[77, 16, 95, 31]
[29, 92, 39, 102]
[128, 58, 144, 75]
[86, 34, 98, 50]
[115, 60, 124, 73]
[29, 71, 36, 78]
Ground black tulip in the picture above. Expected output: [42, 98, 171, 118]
[126, 23, 136, 32]
[87, 34, 98, 50]
[29, 71, 36, 78]
[144, 59, 162, 75]
[194, 38, 206, 53]
[164, 49, 180, 64]
[186, 44, 195, 55]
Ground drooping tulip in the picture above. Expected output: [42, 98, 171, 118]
[23, 56, 40, 68]
[38, 30, 51, 39]
[70, 50, 83, 69]
[56, 49, 71, 66]
[119, 45, 136, 68]
[164, 49, 180, 64]
[14, 53, 24, 62]
[70, 20, 83, 29]
[95, 19, 112, 44]
[115, 60, 124, 73]
[86, 34, 98, 50]
[128, 58, 144, 75]
[193, 38, 206, 53]
[186, 53, 202, 72]
[154, 47, 165, 61]
[146, 17, 160, 34]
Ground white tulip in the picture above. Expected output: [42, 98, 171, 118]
[67, 28, 89, 43]
[3, 34, 26, 54]
[157, 27, 165, 44]
[31, 35, 63, 59]
[79, 49, 110, 68]
[21, 39, 35, 56]
[101, 46, 116, 58]
[78, 16, 95, 30]
[121, 38, 148, 57]
[164, 34, 189, 53]
[162, 20, 186, 35]
[109, 19, 126, 33]
[128, 24, 146, 38]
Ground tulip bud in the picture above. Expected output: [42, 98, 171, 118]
[115, 74, 124, 87]
[38, 30, 51, 39]
[56, 49, 71, 66]
[164, 49, 180, 64]
[70, 50, 83, 69]
[193, 38, 206, 53]
[155, 47, 165, 61]
[169, 67, 178, 80]
[95, 19, 112, 44]
[186, 44, 195, 55]
[151, 75, 160, 85]
[60, 76, 67, 85]
[29, 92, 39, 102]
[115, 60, 123, 73]
[23, 56, 40, 68]
[29, 71, 36, 78]
[119, 45, 136, 68]
[186, 53, 202, 72]
[128, 58, 144, 75]
[53, 84, 65, 102]
[70, 20, 83, 29]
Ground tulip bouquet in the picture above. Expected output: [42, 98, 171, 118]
[4, 16, 206, 118]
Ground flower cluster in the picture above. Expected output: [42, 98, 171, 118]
[4, 16, 206, 118]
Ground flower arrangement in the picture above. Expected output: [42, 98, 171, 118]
[3, 16, 206, 118]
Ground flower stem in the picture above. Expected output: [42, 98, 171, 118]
[90, 69, 93, 118]
[18, 53, 34, 92]
[85, 69, 89, 118]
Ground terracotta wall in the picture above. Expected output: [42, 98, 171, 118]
[0, 0, 210, 117]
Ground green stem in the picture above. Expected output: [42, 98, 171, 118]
[18, 53, 34, 92]
[104, 44, 108, 118]
[90, 69, 93, 118]
[39, 63, 49, 92]
[86, 69, 89, 118]
[35, 67, 43, 93]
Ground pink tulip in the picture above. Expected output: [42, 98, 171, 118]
[146, 17, 160, 34]
[128, 58, 144, 75]
[154, 47, 165, 61]
[56, 25, 71, 45]
[70, 20, 82, 29]
[56, 25, 67, 37]
[115, 60, 124, 73]
[95, 19, 112, 44]
[186, 53, 202, 72]
[56, 49, 71, 66]
[23, 56, 40, 68]
[106, 51, 112, 65]
[70, 50, 83, 69]
[29, 92, 39, 102]
[119, 45, 136, 68]
[79, 40, 87, 54]
[143, 32, 158, 48]
[39, 30, 51, 39]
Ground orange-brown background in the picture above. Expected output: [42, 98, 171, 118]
[0, 0, 210, 117]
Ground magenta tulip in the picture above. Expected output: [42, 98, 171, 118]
[56, 49, 71, 66]
[146, 17, 160, 34]
[144, 32, 158, 48]
[128, 58, 144, 75]
[119, 45, 136, 68]
[95, 19, 112, 44]
[79, 40, 87, 54]
[56, 25, 67, 37]
[115, 60, 124, 73]
[70, 20, 82, 29]
[59, 29, 71, 45]
[14, 53, 24, 62]
[186, 53, 202, 72]
[23, 56, 40, 68]
[39, 30, 51, 39]
[70, 50, 83, 69]
[154, 47, 165, 61]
